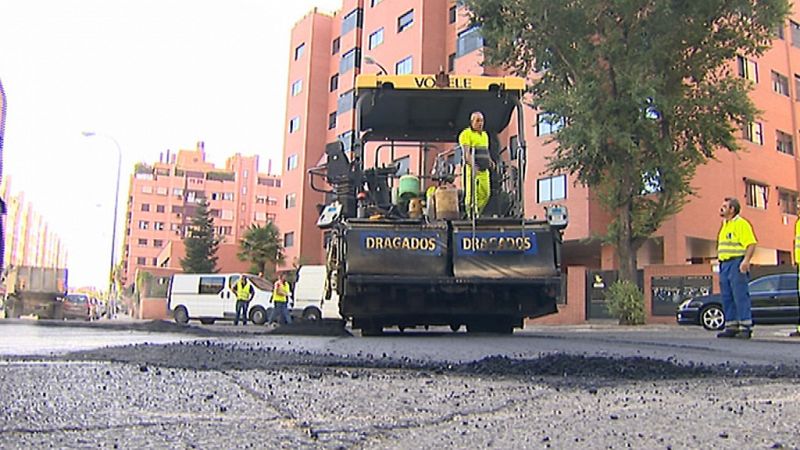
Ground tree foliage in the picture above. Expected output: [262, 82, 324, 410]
[238, 222, 285, 279]
[181, 199, 219, 273]
[468, 0, 789, 282]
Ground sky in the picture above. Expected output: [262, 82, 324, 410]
[0, 0, 342, 289]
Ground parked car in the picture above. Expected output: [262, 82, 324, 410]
[676, 273, 800, 330]
[61, 293, 92, 320]
[292, 265, 341, 321]
[167, 273, 273, 325]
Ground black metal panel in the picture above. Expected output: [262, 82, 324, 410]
[344, 221, 449, 276]
[451, 221, 558, 279]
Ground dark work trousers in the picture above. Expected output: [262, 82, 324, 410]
[719, 257, 752, 331]
[234, 300, 251, 325]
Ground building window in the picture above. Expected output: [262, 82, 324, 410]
[775, 22, 785, 39]
[154, 222, 165, 231]
[328, 111, 337, 130]
[254, 211, 267, 221]
[287, 154, 299, 170]
[284, 232, 295, 248]
[138, 220, 149, 230]
[221, 210, 234, 220]
[791, 21, 800, 47]
[736, 56, 758, 82]
[398, 9, 414, 33]
[337, 89, 355, 115]
[743, 122, 764, 145]
[537, 113, 565, 136]
[289, 116, 301, 133]
[339, 131, 353, 152]
[137, 238, 148, 246]
[290, 79, 303, 96]
[449, 5, 457, 24]
[340, 47, 361, 74]
[172, 188, 184, 197]
[294, 42, 305, 60]
[777, 130, 794, 155]
[141, 203, 150, 212]
[780, 190, 798, 215]
[537, 175, 567, 203]
[156, 186, 168, 195]
[222, 192, 234, 201]
[136, 257, 147, 265]
[141, 185, 153, 194]
[772, 71, 790, 96]
[745, 180, 769, 209]
[330, 74, 339, 92]
[156, 204, 165, 213]
[448, 53, 456, 72]
[153, 239, 164, 248]
[285, 193, 296, 209]
[370, 0, 382, 6]
[341, 8, 363, 35]
[456, 26, 484, 57]
[331, 37, 340, 55]
[395, 56, 413, 75]
[368, 28, 384, 49]
[394, 156, 410, 175]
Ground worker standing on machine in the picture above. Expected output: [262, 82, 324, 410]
[459, 111, 495, 218]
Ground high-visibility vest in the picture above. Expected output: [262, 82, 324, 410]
[717, 216, 757, 261]
[272, 280, 288, 303]
[235, 279, 253, 301]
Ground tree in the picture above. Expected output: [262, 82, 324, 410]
[468, 0, 789, 283]
[181, 199, 219, 273]
[237, 222, 285, 279]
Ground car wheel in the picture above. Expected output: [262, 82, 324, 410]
[700, 305, 725, 331]
[173, 306, 189, 324]
[199, 318, 215, 325]
[302, 307, 321, 321]
[249, 306, 267, 325]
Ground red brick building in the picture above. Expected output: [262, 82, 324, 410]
[280, 1, 800, 269]
[121, 141, 282, 286]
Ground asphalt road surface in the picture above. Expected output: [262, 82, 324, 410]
[1, 320, 798, 449]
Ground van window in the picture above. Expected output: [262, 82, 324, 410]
[199, 276, 225, 295]
[228, 275, 241, 290]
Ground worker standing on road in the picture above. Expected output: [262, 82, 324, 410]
[459, 111, 494, 218]
[716, 197, 757, 339]
[792, 210, 800, 337]
[270, 273, 292, 325]
[233, 275, 254, 326]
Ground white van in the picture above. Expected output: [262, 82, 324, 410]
[293, 265, 341, 320]
[168, 273, 273, 325]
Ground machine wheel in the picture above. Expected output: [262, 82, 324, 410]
[302, 307, 322, 321]
[200, 318, 216, 325]
[361, 325, 384, 337]
[173, 306, 189, 324]
[250, 306, 268, 325]
[700, 305, 725, 331]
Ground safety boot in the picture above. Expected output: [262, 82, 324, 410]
[716, 328, 740, 338]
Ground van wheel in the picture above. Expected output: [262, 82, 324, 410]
[173, 306, 189, 324]
[249, 306, 267, 325]
[302, 307, 321, 321]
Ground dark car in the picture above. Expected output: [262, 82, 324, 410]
[61, 293, 91, 320]
[676, 273, 800, 330]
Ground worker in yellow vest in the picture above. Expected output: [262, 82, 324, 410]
[269, 273, 292, 325]
[233, 275, 254, 326]
[459, 111, 495, 218]
[716, 198, 757, 339]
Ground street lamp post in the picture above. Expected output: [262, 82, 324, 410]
[363, 55, 389, 75]
[82, 131, 122, 303]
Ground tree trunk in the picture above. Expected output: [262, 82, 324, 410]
[616, 199, 638, 284]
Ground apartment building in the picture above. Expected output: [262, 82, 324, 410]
[281, 1, 800, 274]
[121, 141, 281, 285]
[0, 178, 67, 270]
